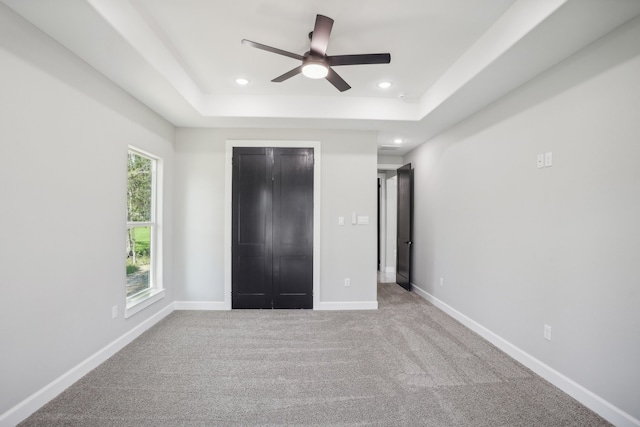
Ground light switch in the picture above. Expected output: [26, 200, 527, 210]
[357, 216, 369, 225]
[544, 152, 553, 167]
[351, 213, 357, 225]
[338, 216, 344, 226]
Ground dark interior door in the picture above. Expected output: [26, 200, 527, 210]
[232, 148, 272, 308]
[272, 148, 314, 308]
[232, 147, 313, 309]
[396, 163, 413, 290]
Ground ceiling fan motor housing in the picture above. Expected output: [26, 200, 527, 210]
[302, 52, 329, 79]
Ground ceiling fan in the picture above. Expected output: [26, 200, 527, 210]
[241, 14, 391, 92]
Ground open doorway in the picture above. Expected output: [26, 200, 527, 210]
[377, 170, 398, 284]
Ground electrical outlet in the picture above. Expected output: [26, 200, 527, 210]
[344, 278, 351, 287]
[544, 152, 553, 167]
[440, 277, 444, 287]
[112, 305, 118, 319]
[537, 154, 544, 169]
[544, 324, 552, 341]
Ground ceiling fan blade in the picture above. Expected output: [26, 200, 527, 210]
[272, 66, 303, 82]
[241, 39, 304, 61]
[309, 14, 334, 56]
[328, 53, 391, 66]
[325, 68, 351, 92]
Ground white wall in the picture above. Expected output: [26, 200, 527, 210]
[377, 155, 403, 167]
[404, 15, 640, 423]
[377, 173, 387, 272]
[0, 5, 175, 417]
[385, 175, 397, 273]
[174, 128, 378, 306]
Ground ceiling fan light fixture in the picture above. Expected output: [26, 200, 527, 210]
[302, 62, 329, 79]
[235, 77, 250, 85]
[242, 14, 390, 91]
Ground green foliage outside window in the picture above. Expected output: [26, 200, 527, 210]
[126, 152, 154, 297]
[127, 153, 152, 222]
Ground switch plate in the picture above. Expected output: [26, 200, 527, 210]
[112, 305, 118, 319]
[338, 216, 344, 226]
[351, 213, 357, 225]
[544, 324, 552, 341]
[544, 152, 553, 167]
[344, 278, 351, 287]
[537, 154, 544, 169]
[440, 277, 444, 287]
[357, 216, 369, 225]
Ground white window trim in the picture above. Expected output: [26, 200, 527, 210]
[125, 288, 165, 318]
[125, 146, 164, 318]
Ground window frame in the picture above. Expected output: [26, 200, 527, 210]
[125, 147, 164, 317]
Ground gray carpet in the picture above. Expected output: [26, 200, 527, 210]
[20, 283, 610, 426]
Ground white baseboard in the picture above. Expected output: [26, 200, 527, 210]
[315, 301, 378, 310]
[174, 301, 378, 310]
[384, 267, 396, 273]
[174, 301, 229, 310]
[174, 300, 378, 311]
[410, 283, 640, 427]
[0, 303, 174, 427]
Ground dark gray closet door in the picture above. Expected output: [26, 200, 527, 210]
[232, 147, 313, 309]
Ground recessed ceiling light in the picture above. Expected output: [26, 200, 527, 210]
[393, 138, 403, 144]
[378, 81, 392, 89]
[235, 78, 249, 85]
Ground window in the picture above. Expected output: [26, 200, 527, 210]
[126, 148, 163, 314]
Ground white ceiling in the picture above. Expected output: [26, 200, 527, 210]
[3, 0, 640, 155]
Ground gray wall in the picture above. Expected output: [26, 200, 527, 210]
[174, 128, 378, 305]
[404, 15, 640, 420]
[0, 5, 175, 415]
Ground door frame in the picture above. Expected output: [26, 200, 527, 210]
[224, 140, 321, 309]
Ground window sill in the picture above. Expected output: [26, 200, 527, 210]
[125, 289, 165, 318]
